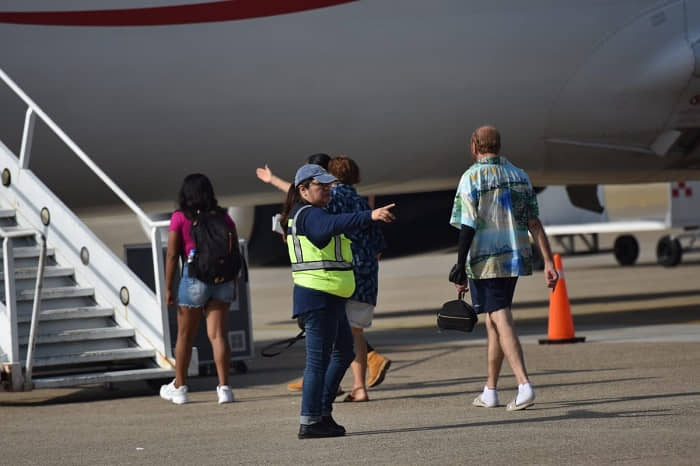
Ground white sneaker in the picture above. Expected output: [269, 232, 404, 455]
[507, 384, 535, 411]
[160, 380, 188, 405]
[217, 385, 235, 404]
[472, 386, 498, 408]
[506, 393, 535, 411]
[472, 395, 498, 408]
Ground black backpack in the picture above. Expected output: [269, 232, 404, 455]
[189, 209, 242, 284]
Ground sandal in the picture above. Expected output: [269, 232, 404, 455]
[343, 388, 369, 402]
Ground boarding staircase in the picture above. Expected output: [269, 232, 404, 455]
[0, 68, 179, 391]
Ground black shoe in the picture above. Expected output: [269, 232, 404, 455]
[298, 421, 345, 439]
[321, 415, 346, 435]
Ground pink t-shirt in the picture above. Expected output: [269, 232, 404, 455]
[169, 210, 236, 256]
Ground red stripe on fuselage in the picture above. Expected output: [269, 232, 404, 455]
[0, 0, 356, 26]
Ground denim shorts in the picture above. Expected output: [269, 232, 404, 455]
[177, 264, 235, 308]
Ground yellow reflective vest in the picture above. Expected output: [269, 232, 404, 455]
[287, 205, 355, 298]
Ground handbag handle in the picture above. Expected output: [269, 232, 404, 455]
[260, 329, 305, 357]
[458, 290, 466, 301]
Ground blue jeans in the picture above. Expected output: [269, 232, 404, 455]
[299, 299, 354, 424]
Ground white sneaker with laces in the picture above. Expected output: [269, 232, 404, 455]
[160, 380, 188, 405]
[217, 385, 235, 404]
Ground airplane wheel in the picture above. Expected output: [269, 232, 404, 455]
[613, 235, 639, 266]
[656, 235, 682, 267]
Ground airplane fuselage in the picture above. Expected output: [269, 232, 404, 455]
[2, 0, 700, 209]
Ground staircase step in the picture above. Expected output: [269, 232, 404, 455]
[15, 286, 94, 301]
[32, 347, 156, 368]
[32, 367, 175, 389]
[0, 266, 73, 280]
[0, 226, 34, 236]
[0, 208, 16, 219]
[17, 306, 113, 323]
[20, 327, 134, 345]
[0, 246, 54, 259]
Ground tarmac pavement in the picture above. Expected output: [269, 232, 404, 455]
[1, 232, 699, 465]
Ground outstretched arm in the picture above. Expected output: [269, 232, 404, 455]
[528, 217, 558, 289]
[256, 164, 292, 193]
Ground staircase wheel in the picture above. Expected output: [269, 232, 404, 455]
[656, 235, 682, 267]
[613, 235, 639, 266]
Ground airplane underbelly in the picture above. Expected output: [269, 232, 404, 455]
[543, 1, 700, 183]
[549, 1, 691, 147]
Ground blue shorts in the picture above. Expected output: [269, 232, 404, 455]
[468, 277, 518, 314]
[177, 264, 235, 308]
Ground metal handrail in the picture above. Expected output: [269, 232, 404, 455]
[0, 227, 45, 390]
[23, 234, 46, 389]
[0, 68, 153, 228]
[0, 66, 172, 372]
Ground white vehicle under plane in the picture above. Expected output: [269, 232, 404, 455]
[535, 182, 700, 268]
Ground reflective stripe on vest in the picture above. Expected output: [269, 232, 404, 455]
[289, 205, 352, 272]
[287, 205, 355, 298]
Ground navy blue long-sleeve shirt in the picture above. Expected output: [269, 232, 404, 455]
[289, 203, 373, 316]
[294, 203, 372, 248]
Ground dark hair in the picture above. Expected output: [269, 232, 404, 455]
[328, 155, 360, 185]
[280, 178, 312, 234]
[306, 153, 331, 170]
[177, 173, 221, 219]
[471, 126, 501, 155]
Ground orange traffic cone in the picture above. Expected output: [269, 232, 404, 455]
[538, 254, 585, 344]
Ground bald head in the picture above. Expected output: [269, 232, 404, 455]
[471, 125, 501, 156]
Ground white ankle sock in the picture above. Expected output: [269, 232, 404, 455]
[516, 382, 534, 405]
[481, 386, 498, 405]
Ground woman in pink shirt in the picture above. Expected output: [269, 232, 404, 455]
[160, 173, 238, 405]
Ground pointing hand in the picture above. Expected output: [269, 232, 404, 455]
[371, 203, 396, 223]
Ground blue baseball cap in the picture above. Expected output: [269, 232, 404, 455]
[294, 164, 337, 187]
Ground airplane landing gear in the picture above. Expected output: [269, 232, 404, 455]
[656, 230, 699, 267]
[532, 233, 642, 267]
[613, 235, 639, 266]
[657, 235, 683, 267]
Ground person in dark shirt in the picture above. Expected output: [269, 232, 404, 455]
[327, 156, 388, 402]
[256, 154, 393, 393]
[281, 164, 395, 439]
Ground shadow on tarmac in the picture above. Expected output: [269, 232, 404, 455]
[346, 408, 674, 437]
[263, 288, 700, 327]
[367, 372, 657, 402]
[3, 287, 697, 407]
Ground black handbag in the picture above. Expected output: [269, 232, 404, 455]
[437, 292, 478, 332]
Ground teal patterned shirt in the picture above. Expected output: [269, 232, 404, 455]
[449, 156, 539, 279]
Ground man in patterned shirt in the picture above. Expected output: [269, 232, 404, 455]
[449, 126, 558, 411]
